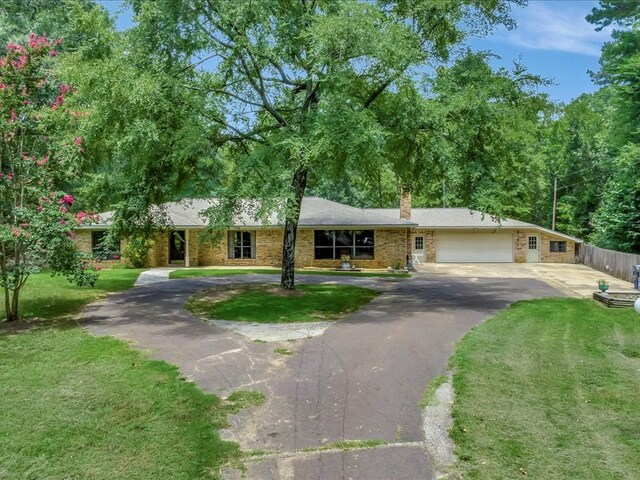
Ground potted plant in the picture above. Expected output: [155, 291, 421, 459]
[597, 278, 609, 292]
[341, 254, 352, 270]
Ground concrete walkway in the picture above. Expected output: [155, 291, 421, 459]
[133, 268, 176, 286]
[82, 273, 563, 479]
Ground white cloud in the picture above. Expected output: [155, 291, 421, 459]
[497, 1, 613, 57]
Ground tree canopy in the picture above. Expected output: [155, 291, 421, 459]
[106, 0, 524, 287]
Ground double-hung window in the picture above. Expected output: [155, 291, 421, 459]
[228, 231, 255, 259]
[314, 230, 374, 260]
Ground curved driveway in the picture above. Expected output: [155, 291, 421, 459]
[82, 274, 562, 479]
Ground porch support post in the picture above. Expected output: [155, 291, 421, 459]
[185, 229, 190, 268]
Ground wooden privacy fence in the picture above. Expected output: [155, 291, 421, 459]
[577, 243, 640, 282]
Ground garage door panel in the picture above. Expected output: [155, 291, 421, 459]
[435, 233, 513, 263]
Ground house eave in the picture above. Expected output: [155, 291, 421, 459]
[415, 225, 582, 243]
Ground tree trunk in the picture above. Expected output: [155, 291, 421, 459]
[280, 166, 308, 290]
[4, 287, 18, 322]
[11, 287, 19, 321]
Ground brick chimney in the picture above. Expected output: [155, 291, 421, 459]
[400, 188, 411, 220]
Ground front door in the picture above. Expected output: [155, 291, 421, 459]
[412, 235, 425, 263]
[526, 235, 539, 263]
[169, 230, 186, 263]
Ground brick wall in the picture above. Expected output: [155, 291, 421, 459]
[75, 226, 576, 267]
[411, 229, 436, 263]
[400, 190, 411, 220]
[515, 230, 576, 263]
[540, 234, 576, 263]
[197, 228, 283, 267]
[514, 230, 527, 263]
[187, 229, 199, 267]
[195, 228, 409, 269]
[409, 228, 576, 264]
[74, 229, 125, 268]
[75, 230, 92, 254]
[303, 229, 408, 269]
[147, 233, 167, 267]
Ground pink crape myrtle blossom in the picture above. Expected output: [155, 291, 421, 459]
[0, 35, 95, 322]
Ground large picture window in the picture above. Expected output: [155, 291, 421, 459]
[228, 231, 256, 259]
[314, 230, 374, 260]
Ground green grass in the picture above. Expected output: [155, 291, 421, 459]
[0, 327, 263, 479]
[1, 269, 144, 322]
[169, 268, 410, 279]
[419, 374, 448, 408]
[0, 269, 265, 478]
[188, 284, 379, 323]
[451, 298, 640, 479]
[274, 347, 294, 355]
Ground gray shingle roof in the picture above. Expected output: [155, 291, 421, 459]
[369, 207, 582, 242]
[85, 199, 581, 242]
[88, 197, 416, 229]
[299, 198, 415, 227]
[368, 208, 533, 228]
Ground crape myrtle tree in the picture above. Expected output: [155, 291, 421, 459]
[0, 35, 97, 322]
[119, 0, 525, 289]
[0, 0, 98, 48]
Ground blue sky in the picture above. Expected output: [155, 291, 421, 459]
[469, 0, 612, 104]
[99, 0, 611, 104]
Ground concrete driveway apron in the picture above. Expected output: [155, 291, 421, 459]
[82, 274, 562, 480]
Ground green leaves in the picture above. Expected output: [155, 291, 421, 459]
[590, 144, 640, 252]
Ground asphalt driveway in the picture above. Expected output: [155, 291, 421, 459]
[82, 274, 562, 479]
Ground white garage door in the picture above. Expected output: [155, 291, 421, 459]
[435, 233, 513, 263]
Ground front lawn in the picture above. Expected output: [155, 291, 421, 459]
[0, 269, 144, 322]
[170, 268, 410, 279]
[451, 298, 640, 479]
[187, 284, 379, 323]
[0, 269, 262, 478]
[0, 327, 260, 479]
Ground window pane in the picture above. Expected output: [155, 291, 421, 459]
[229, 231, 253, 258]
[314, 247, 335, 259]
[314, 230, 334, 247]
[550, 241, 567, 253]
[414, 237, 424, 250]
[354, 247, 374, 259]
[354, 230, 374, 247]
[242, 231, 251, 247]
[92, 231, 120, 259]
[335, 230, 353, 247]
[91, 231, 107, 252]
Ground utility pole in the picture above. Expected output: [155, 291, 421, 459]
[552, 177, 557, 231]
